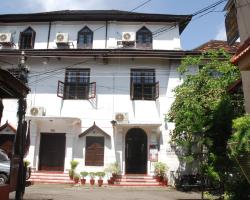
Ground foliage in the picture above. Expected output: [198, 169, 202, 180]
[167, 49, 246, 199]
[96, 172, 105, 179]
[229, 115, 250, 155]
[80, 171, 88, 178]
[69, 169, 74, 178]
[105, 162, 121, 175]
[154, 162, 169, 177]
[88, 172, 96, 179]
[23, 160, 30, 167]
[73, 173, 81, 179]
[70, 160, 79, 170]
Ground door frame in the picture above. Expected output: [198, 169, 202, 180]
[38, 132, 66, 171]
[125, 128, 148, 174]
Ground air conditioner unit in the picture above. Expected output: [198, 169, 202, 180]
[55, 33, 69, 43]
[29, 107, 46, 117]
[115, 112, 129, 124]
[122, 32, 135, 41]
[0, 33, 12, 43]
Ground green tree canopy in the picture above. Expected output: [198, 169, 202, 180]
[168, 49, 247, 199]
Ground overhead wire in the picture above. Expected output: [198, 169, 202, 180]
[25, 0, 228, 85]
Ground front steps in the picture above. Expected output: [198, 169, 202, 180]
[29, 171, 74, 184]
[113, 174, 161, 186]
[29, 172, 163, 186]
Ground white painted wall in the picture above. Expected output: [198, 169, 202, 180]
[0, 21, 181, 50]
[1, 56, 182, 175]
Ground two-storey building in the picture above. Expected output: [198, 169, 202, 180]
[0, 10, 195, 177]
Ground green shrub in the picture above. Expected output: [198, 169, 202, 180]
[73, 173, 81, 179]
[80, 171, 88, 178]
[89, 172, 96, 179]
[105, 162, 120, 175]
[154, 162, 169, 177]
[70, 160, 79, 170]
[96, 172, 105, 179]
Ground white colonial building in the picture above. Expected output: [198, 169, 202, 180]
[0, 10, 196, 177]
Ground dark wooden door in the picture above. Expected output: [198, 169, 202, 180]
[125, 128, 147, 174]
[39, 133, 66, 171]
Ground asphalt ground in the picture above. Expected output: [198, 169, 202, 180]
[9, 184, 203, 200]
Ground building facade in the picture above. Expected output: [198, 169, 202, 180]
[225, 0, 250, 112]
[0, 10, 196, 176]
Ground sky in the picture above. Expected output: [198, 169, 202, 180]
[0, 0, 228, 50]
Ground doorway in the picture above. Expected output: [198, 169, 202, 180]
[39, 133, 66, 171]
[125, 128, 147, 174]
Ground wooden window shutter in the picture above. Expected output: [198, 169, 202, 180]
[85, 136, 104, 166]
[30, 31, 36, 48]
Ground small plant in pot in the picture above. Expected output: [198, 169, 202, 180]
[89, 172, 96, 185]
[96, 172, 105, 187]
[80, 171, 88, 185]
[69, 160, 79, 180]
[154, 162, 168, 183]
[110, 162, 121, 181]
[73, 173, 81, 184]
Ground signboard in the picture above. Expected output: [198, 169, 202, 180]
[225, 2, 239, 45]
[149, 144, 158, 162]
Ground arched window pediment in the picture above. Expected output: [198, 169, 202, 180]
[77, 26, 93, 49]
[19, 26, 36, 49]
[136, 26, 152, 49]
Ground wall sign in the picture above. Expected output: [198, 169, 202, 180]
[149, 144, 158, 162]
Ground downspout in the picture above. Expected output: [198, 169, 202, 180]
[47, 21, 52, 49]
[105, 21, 108, 48]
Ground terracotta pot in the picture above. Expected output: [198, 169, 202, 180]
[98, 179, 103, 187]
[74, 177, 79, 184]
[90, 179, 95, 185]
[81, 179, 86, 185]
[162, 178, 168, 186]
[110, 177, 115, 183]
[69, 175, 74, 180]
[108, 179, 114, 185]
[156, 176, 163, 182]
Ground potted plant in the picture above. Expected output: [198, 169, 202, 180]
[154, 162, 169, 183]
[80, 171, 88, 185]
[110, 162, 121, 180]
[89, 172, 96, 185]
[96, 172, 105, 187]
[73, 173, 80, 184]
[68, 160, 79, 180]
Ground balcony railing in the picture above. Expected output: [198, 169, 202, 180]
[57, 81, 96, 100]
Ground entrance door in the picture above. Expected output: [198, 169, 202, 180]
[125, 128, 147, 174]
[39, 133, 66, 171]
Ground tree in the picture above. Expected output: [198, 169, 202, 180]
[168, 49, 247, 199]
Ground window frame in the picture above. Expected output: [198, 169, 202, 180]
[19, 27, 36, 49]
[136, 26, 152, 49]
[130, 69, 158, 100]
[64, 68, 90, 100]
[77, 26, 93, 49]
[85, 136, 104, 166]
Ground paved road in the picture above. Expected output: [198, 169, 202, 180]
[10, 184, 202, 200]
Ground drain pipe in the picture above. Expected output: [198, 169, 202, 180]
[47, 21, 52, 49]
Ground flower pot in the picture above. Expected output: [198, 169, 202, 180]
[90, 179, 95, 185]
[110, 176, 115, 183]
[74, 177, 79, 184]
[98, 179, 103, 187]
[81, 179, 86, 185]
[69, 175, 74, 180]
[156, 176, 163, 182]
[108, 179, 114, 185]
[162, 178, 168, 186]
